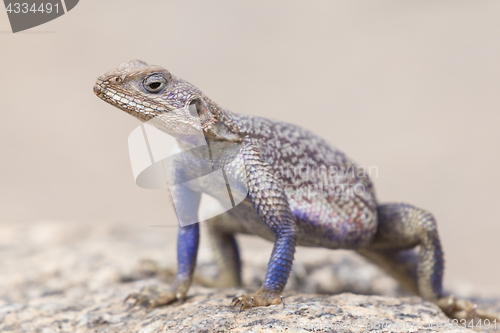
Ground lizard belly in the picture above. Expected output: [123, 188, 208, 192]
[223, 198, 277, 241]
[288, 188, 378, 249]
[201, 194, 378, 250]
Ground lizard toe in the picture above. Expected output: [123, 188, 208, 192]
[437, 295, 500, 322]
[231, 288, 284, 312]
[124, 287, 182, 310]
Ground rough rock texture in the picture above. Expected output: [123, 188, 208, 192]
[1, 220, 498, 332]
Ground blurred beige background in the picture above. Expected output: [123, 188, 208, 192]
[0, 0, 499, 294]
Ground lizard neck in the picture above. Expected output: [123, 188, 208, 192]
[202, 100, 244, 143]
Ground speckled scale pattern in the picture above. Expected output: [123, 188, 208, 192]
[216, 107, 379, 249]
[94, 60, 453, 312]
[241, 137, 297, 291]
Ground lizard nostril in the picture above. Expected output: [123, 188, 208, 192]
[111, 77, 122, 84]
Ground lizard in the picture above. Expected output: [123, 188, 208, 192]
[93, 59, 499, 321]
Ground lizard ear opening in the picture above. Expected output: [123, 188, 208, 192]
[188, 98, 217, 130]
[188, 100, 200, 118]
[188, 98, 211, 119]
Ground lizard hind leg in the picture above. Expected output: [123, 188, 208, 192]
[200, 215, 242, 288]
[358, 203, 444, 301]
[357, 203, 499, 321]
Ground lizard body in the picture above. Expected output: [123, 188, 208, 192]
[94, 60, 497, 320]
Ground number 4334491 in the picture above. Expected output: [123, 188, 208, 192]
[6, 3, 59, 14]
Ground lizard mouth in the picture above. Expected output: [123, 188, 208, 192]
[93, 83, 162, 121]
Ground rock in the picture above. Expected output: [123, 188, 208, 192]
[0, 283, 483, 332]
[1, 220, 499, 332]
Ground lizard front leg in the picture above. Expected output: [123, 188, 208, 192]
[232, 138, 297, 311]
[126, 178, 202, 310]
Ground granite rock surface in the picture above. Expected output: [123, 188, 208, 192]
[1, 220, 498, 332]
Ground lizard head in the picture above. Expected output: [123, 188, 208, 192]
[94, 59, 218, 138]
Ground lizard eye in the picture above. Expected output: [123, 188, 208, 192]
[143, 74, 167, 93]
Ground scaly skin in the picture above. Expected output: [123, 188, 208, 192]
[94, 60, 499, 321]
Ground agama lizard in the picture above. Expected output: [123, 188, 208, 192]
[94, 59, 499, 321]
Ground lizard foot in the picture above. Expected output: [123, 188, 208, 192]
[231, 288, 284, 312]
[124, 285, 184, 311]
[436, 295, 500, 322]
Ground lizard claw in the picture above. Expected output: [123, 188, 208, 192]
[232, 296, 240, 308]
[123, 293, 136, 304]
[232, 296, 246, 312]
[124, 292, 154, 308]
[124, 287, 183, 310]
[436, 295, 500, 322]
[230, 289, 284, 312]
